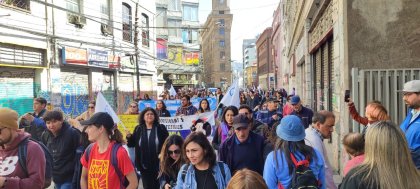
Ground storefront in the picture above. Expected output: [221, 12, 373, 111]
[0, 43, 45, 115]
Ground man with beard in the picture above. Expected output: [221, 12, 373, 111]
[175, 95, 198, 116]
[400, 80, 420, 169]
[0, 108, 46, 189]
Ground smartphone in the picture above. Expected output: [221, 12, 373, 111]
[344, 90, 351, 102]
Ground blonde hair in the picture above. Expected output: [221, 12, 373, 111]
[226, 169, 268, 189]
[365, 102, 390, 122]
[353, 121, 420, 189]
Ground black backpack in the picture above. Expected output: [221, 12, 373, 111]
[18, 137, 53, 188]
[279, 153, 320, 189]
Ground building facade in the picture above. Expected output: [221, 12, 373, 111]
[201, 0, 233, 89]
[242, 38, 257, 88]
[256, 27, 273, 90]
[0, 0, 159, 116]
[279, 0, 420, 175]
[155, 0, 201, 90]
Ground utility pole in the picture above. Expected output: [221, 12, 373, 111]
[134, 2, 140, 96]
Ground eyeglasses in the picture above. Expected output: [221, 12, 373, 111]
[130, 105, 138, 108]
[88, 106, 95, 109]
[168, 149, 181, 155]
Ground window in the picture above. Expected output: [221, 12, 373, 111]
[66, 0, 80, 13]
[182, 29, 198, 44]
[219, 11, 224, 14]
[220, 63, 225, 70]
[220, 51, 225, 59]
[168, 19, 181, 37]
[219, 28, 225, 35]
[219, 0, 224, 4]
[156, 8, 167, 27]
[100, 0, 109, 17]
[219, 40, 225, 47]
[1, 0, 30, 10]
[169, 0, 180, 11]
[141, 14, 150, 47]
[122, 3, 132, 42]
[182, 5, 198, 21]
[219, 19, 225, 25]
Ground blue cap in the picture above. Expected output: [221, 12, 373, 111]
[276, 115, 305, 141]
[290, 95, 301, 105]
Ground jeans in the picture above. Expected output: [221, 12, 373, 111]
[55, 181, 72, 189]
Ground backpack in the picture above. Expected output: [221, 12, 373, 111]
[278, 153, 320, 189]
[84, 143, 130, 189]
[181, 162, 226, 182]
[18, 137, 53, 188]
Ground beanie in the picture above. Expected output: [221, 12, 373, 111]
[0, 108, 19, 130]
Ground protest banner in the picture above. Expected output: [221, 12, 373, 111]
[138, 97, 217, 116]
[117, 115, 138, 138]
[159, 111, 215, 139]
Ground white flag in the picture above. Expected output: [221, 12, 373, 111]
[219, 79, 240, 108]
[169, 85, 177, 97]
[95, 92, 120, 124]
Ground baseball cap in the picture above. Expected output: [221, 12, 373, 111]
[80, 112, 115, 129]
[276, 115, 305, 141]
[398, 80, 420, 92]
[290, 95, 301, 105]
[233, 114, 251, 129]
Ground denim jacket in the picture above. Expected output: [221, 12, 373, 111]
[175, 162, 231, 189]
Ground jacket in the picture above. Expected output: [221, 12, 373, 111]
[126, 123, 169, 173]
[263, 149, 326, 189]
[339, 167, 377, 189]
[157, 109, 171, 117]
[176, 104, 198, 116]
[290, 106, 314, 128]
[400, 109, 420, 168]
[19, 109, 47, 141]
[219, 132, 265, 174]
[0, 131, 45, 189]
[41, 121, 81, 183]
[256, 110, 282, 127]
[175, 163, 231, 189]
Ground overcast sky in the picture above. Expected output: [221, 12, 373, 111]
[199, 0, 280, 62]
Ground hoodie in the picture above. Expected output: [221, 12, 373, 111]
[0, 131, 45, 189]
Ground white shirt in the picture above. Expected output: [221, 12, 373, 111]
[305, 127, 337, 189]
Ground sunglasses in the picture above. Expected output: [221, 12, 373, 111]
[168, 149, 181, 155]
[130, 105, 138, 108]
[88, 106, 95, 109]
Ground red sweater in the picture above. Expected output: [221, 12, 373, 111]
[0, 131, 45, 189]
[343, 154, 365, 176]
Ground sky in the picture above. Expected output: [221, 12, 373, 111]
[199, 0, 280, 62]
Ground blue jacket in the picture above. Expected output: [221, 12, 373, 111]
[219, 132, 265, 174]
[400, 109, 420, 168]
[263, 149, 326, 189]
[256, 110, 282, 127]
[290, 106, 314, 129]
[175, 162, 231, 189]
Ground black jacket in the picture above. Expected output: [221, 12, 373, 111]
[157, 109, 171, 117]
[41, 121, 80, 183]
[127, 123, 169, 173]
[339, 167, 378, 189]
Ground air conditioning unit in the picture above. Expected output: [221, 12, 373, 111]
[101, 24, 113, 36]
[68, 14, 86, 28]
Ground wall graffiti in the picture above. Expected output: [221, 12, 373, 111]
[117, 91, 134, 114]
[60, 73, 89, 118]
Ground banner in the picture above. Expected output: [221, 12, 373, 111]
[138, 97, 217, 116]
[169, 85, 177, 97]
[220, 79, 240, 107]
[159, 111, 215, 139]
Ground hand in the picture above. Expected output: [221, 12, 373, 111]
[22, 113, 35, 122]
[272, 114, 279, 120]
[164, 183, 171, 189]
[347, 98, 354, 105]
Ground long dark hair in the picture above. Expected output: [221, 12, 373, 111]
[198, 99, 211, 113]
[159, 135, 185, 179]
[274, 139, 315, 175]
[138, 107, 160, 126]
[221, 106, 238, 124]
[156, 100, 168, 111]
[183, 132, 216, 168]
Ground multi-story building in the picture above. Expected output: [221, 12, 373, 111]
[271, 3, 284, 90]
[242, 38, 257, 88]
[0, 0, 159, 116]
[256, 27, 273, 90]
[201, 0, 233, 89]
[279, 0, 420, 175]
[155, 0, 201, 90]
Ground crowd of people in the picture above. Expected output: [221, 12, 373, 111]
[1, 80, 420, 189]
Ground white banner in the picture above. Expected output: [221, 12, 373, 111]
[95, 92, 120, 124]
[159, 111, 215, 139]
[220, 79, 240, 108]
[169, 84, 177, 97]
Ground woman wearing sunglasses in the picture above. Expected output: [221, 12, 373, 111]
[176, 132, 231, 189]
[158, 135, 185, 189]
[125, 101, 139, 115]
[76, 101, 96, 121]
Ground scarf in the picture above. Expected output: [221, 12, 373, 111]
[139, 124, 159, 171]
[221, 122, 232, 143]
